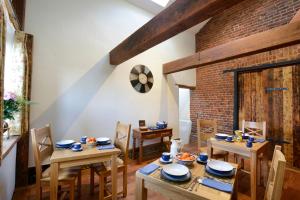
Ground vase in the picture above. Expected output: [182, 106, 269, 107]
[2, 120, 10, 139]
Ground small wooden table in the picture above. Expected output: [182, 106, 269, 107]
[132, 128, 173, 163]
[135, 159, 238, 200]
[207, 138, 269, 200]
[50, 145, 120, 200]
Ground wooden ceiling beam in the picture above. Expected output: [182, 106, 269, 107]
[109, 0, 245, 65]
[163, 21, 300, 74]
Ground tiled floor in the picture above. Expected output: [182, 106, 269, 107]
[13, 143, 300, 200]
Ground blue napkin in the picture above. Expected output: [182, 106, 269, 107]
[97, 144, 115, 150]
[255, 138, 265, 143]
[139, 163, 160, 175]
[201, 178, 233, 193]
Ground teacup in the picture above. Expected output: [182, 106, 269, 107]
[198, 152, 208, 162]
[162, 152, 171, 161]
[80, 136, 87, 144]
[227, 135, 233, 141]
[249, 136, 255, 142]
[73, 142, 82, 149]
[246, 141, 253, 148]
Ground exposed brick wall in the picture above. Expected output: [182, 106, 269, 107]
[191, 0, 300, 134]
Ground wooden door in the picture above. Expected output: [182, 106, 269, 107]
[238, 66, 300, 167]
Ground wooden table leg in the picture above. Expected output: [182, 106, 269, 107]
[111, 154, 118, 200]
[50, 162, 59, 200]
[133, 137, 136, 159]
[135, 175, 147, 200]
[207, 140, 213, 158]
[139, 139, 143, 163]
[250, 151, 257, 200]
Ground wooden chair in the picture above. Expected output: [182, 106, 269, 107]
[197, 119, 228, 161]
[242, 120, 266, 139]
[264, 145, 286, 200]
[31, 124, 81, 200]
[236, 120, 267, 184]
[91, 121, 131, 200]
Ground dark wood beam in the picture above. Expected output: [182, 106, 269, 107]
[291, 9, 300, 23]
[109, 0, 244, 65]
[163, 21, 300, 74]
[176, 84, 196, 90]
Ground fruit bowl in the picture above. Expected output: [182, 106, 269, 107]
[175, 152, 196, 166]
[86, 137, 96, 148]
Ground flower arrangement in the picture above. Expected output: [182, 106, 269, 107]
[3, 91, 30, 120]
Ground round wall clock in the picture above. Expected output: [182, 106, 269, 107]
[130, 65, 154, 93]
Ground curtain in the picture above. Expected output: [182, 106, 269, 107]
[14, 31, 33, 186]
[0, 1, 6, 166]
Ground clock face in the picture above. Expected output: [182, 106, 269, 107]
[130, 65, 153, 93]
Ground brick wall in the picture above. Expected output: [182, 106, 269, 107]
[191, 0, 300, 134]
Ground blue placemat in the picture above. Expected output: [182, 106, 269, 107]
[139, 163, 160, 175]
[97, 144, 115, 150]
[201, 178, 233, 193]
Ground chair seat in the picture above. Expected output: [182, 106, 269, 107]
[94, 157, 124, 173]
[41, 167, 78, 182]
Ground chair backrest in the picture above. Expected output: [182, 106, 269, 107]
[264, 145, 286, 200]
[242, 120, 266, 139]
[114, 121, 131, 164]
[31, 124, 54, 182]
[197, 119, 217, 150]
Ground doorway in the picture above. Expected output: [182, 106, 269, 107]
[179, 88, 192, 145]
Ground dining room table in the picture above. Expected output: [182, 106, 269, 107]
[207, 137, 269, 200]
[50, 143, 120, 200]
[135, 159, 238, 200]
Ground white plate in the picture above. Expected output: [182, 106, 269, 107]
[215, 133, 229, 138]
[207, 160, 233, 172]
[96, 137, 110, 142]
[56, 140, 75, 146]
[163, 163, 189, 176]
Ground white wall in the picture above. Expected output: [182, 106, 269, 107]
[25, 0, 195, 167]
[0, 146, 16, 200]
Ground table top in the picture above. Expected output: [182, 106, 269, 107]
[50, 144, 120, 163]
[209, 137, 269, 153]
[136, 159, 237, 200]
[133, 127, 173, 133]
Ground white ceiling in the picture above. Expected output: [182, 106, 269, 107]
[126, 0, 209, 35]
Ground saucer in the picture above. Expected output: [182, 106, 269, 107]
[225, 138, 234, 142]
[196, 157, 207, 164]
[160, 157, 173, 164]
[71, 147, 83, 152]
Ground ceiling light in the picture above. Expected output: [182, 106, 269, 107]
[150, 0, 169, 7]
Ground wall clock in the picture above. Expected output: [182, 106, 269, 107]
[130, 65, 154, 93]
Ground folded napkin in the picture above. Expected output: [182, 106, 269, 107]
[201, 178, 233, 193]
[255, 138, 265, 143]
[139, 163, 160, 175]
[97, 144, 115, 150]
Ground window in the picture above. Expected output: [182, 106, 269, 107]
[150, 0, 169, 7]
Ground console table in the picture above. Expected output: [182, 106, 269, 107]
[132, 128, 173, 163]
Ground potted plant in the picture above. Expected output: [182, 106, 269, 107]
[3, 91, 30, 138]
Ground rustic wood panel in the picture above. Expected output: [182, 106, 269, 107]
[238, 66, 300, 167]
[109, 0, 244, 65]
[163, 21, 300, 74]
[293, 66, 300, 168]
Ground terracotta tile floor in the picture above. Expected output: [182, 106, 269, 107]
[13, 143, 300, 200]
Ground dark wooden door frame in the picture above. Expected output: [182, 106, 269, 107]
[223, 58, 300, 131]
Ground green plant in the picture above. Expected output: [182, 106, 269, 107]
[3, 91, 30, 120]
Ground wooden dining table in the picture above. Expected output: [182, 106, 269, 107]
[207, 137, 269, 200]
[135, 159, 238, 200]
[50, 144, 120, 200]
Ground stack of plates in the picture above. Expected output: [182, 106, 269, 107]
[215, 133, 229, 140]
[161, 164, 191, 182]
[206, 160, 235, 177]
[56, 140, 75, 148]
[96, 137, 111, 145]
